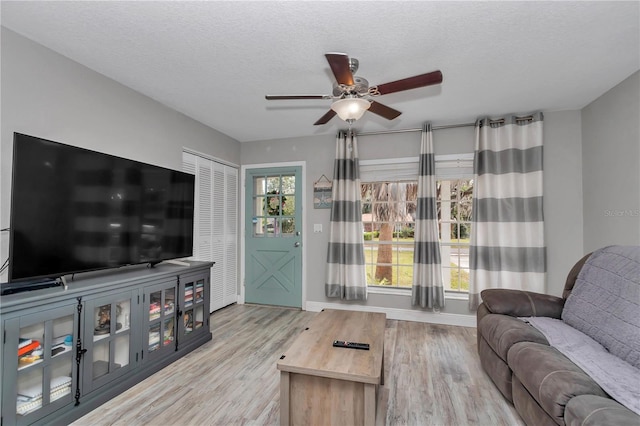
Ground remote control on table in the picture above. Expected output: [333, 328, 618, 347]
[333, 340, 370, 350]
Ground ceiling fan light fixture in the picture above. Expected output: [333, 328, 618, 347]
[330, 97, 370, 122]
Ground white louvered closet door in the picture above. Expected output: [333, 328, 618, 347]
[211, 163, 226, 311]
[224, 167, 238, 306]
[182, 152, 238, 313]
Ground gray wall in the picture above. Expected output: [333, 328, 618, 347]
[544, 110, 585, 295]
[0, 28, 241, 278]
[581, 71, 640, 252]
[241, 112, 586, 316]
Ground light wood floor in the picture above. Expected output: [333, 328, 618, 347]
[72, 304, 524, 426]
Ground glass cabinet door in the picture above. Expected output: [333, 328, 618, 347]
[180, 274, 207, 342]
[3, 304, 77, 425]
[82, 291, 134, 394]
[144, 281, 177, 360]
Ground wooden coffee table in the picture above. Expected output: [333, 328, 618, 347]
[277, 309, 386, 426]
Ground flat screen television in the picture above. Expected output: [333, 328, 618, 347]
[8, 133, 195, 283]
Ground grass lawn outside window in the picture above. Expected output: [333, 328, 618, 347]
[364, 238, 470, 291]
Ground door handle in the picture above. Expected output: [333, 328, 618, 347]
[294, 242, 300, 247]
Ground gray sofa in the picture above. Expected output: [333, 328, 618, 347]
[477, 245, 640, 425]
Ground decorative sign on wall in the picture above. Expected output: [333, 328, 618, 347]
[313, 175, 333, 209]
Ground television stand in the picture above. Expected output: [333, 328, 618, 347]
[0, 278, 62, 295]
[1, 260, 213, 425]
[154, 259, 212, 268]
[158, 259, 190, 267]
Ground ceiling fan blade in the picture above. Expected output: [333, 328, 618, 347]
[325, 53, 354, 86]
[374, 70, 443, 95]
[265, 95, 330, 100]
[368, 101, 402, 120]
[314, 110, 337, 125]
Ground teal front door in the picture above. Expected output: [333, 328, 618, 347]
[245, 167, 302, 308]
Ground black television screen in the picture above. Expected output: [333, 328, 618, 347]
[9, 133, 195, 282]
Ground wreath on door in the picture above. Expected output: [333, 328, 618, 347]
[266, 190, 287, 216]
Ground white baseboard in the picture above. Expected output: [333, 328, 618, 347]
[304, 301, 476, 328]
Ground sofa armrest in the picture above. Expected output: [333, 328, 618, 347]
[481, 289, 564, 318]
[565, 395, 640, 426]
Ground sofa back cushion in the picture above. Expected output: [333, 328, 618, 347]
[562, 245, 640, 369]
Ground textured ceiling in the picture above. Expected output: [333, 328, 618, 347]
[2, 1, 639, 143]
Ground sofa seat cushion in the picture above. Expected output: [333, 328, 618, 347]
[508, 342, 608, 424]
[478, 314, 548, 362]
[523, 316, 640, 416]
[565, 395, 640, 426]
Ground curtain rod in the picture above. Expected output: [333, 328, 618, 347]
[356, 114, 535, 136]
[356, 122, 475, 136]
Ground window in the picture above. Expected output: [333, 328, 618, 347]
[251, 174, 297, 237]
[360, 155, 473, 293]
[438, 179, 473, 293]
[361, 181, 416, 287]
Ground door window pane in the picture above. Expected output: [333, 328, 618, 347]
[50, 357, 72, 403]
[148, 324, 160, 352]
[194, 306, 204, 330]
[184, 309, 194, 334]
[195, 281, 204, 304]
[116, 300, 130, 332]
[266, 193, 282, 216]
[17, 368, 43, 415]
[252, 173, 296, 238]
[253, 177, 266, 196]
[19, 323, 44, 371]
[92, 340, 110, 379]
[94, 304, 111, 336]
[163, 319, 174, 347]
[254, 196, 266, 216]
[114, 335, 130, 368]
[149, 292, 161, 321]
[281, 218, 295, 235]
[266, 176, 280, 193]
[164, 289, 175, 315]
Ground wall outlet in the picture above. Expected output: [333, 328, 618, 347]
[313, 224, 323, 233]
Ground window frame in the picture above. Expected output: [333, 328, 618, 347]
[360, 154, 473, 298]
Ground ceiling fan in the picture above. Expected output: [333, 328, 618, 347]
[265, 53, 443, 125]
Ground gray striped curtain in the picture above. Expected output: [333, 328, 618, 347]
[412, 124, 445, 308]
[325, 131, 367, 300]
[469, 112, 546, 310]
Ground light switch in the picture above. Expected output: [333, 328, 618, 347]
[313, 224, 323, 233]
